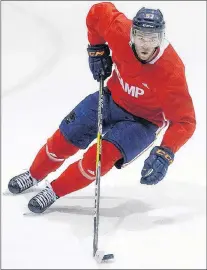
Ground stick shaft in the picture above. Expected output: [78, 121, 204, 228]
[93, 76, 104, 257]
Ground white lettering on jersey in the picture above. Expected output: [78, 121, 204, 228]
[114, 64, 145, 98]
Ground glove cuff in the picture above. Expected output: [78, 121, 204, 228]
[87, 44, 110, 57]
[151, 146, 174, 165]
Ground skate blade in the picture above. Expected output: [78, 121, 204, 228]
[23, 211, 41, 217]
[23, 210, 47, 216]
[3, 187, 37, 196]
[23, 212, 34, 217]
[2, 189, 14, 196]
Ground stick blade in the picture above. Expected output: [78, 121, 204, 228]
[94, 250, 114, 263]
[94, 250, 105, 263]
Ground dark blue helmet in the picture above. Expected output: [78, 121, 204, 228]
[132, 7, 165, 33]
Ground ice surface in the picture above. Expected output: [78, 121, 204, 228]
[2, 1, 206, 269]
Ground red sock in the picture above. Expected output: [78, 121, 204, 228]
[51, 140, 122, 197]
[30, 129, 79, 181]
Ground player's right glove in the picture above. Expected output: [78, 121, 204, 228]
[140, 146, 174, 185]
[87, 44, 113, 82]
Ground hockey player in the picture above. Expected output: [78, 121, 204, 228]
[8, 2, 196, 213]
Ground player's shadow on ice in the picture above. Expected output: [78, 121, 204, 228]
[39, 196, 185, 236]
[46, 196, 153, 216]
[22, 182, 204, 237]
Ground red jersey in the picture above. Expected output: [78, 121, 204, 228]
[86, 2, 196, 153]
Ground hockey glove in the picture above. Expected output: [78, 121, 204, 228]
[140, 146, 174, 185]
[87, 44, 113, 82]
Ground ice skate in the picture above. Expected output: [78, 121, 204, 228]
[8, 171, 37, 194]
[28, 182, 59, 213]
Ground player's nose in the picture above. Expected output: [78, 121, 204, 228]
[142, 42, 150, 49]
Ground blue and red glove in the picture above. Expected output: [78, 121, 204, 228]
[141, 146, 174, 185]
[87, 44, 113, 81]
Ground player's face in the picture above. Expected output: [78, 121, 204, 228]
[132, 29, 161, 61]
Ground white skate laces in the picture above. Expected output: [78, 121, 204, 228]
[33, 182, 57, 209]
[16, 171, 37, 191]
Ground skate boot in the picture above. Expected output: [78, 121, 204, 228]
[28, 182, 59, 213]
[8, 171, 37, 194]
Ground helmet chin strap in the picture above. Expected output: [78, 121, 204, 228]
[131, 43, 159, 64]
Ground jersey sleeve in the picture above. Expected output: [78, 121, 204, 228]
[158, 69, 196, 153]
[86, 2, 126, 45]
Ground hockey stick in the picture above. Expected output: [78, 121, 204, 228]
[93, 74, 114, 263]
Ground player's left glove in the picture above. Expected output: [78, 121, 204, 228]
[140, 146, 174, 185]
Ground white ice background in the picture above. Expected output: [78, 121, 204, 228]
[1, 1, 206, 269]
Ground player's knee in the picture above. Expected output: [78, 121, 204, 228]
[81, 140, 122, 179]
[101, 140, 123, 174]
[46, 129, 79, 160]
